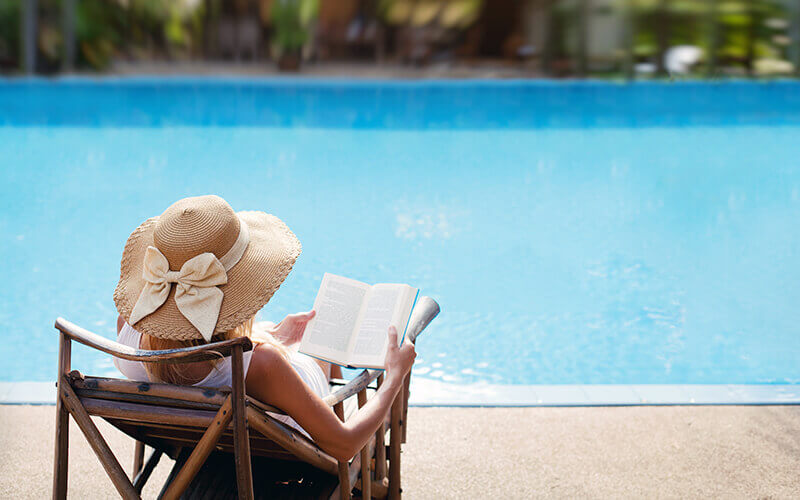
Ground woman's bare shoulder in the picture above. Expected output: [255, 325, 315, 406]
[245, 343, 309, 407]
[248, 342, 293, 377]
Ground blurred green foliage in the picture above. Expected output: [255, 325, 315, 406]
[378, 0, 483, 28]
[0, 0, 21, 68]
[270, 0, 318, 54]
[546, 0, 796, 75]
[0, 0, 796, 75]
[74, 0, 125, 69]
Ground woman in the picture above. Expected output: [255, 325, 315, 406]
[112, 195, 416, 462]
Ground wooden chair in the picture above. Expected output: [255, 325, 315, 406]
[51, 296, 440, 499]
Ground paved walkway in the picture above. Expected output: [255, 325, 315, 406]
[2, 405, 799, 498]
[107, 60, 543, 80]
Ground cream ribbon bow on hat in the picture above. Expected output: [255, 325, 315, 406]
[128, 247, 228, 342]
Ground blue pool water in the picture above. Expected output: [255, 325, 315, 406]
[1, 79, 799, 386]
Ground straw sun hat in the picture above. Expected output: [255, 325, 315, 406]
[113, 195, 301, 342]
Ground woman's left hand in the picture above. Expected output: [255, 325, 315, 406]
[269, 310, 316, 346]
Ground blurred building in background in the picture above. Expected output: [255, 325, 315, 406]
[1, 0, 799, 78]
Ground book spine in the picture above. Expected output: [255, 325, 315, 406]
[401, 289, 420, 345]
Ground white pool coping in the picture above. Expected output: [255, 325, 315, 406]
[406, 378, 800, 406]
[2, 379, 799, 406]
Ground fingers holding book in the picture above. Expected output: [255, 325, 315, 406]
[270, 310, 316, 346]
[385, 326, 416, 383]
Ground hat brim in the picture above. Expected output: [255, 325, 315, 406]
[114, 211, 301, 341]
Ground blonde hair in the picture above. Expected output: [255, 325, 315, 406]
[142, 316, 288, 385]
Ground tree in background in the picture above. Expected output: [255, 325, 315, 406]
[0, 0, 21, 69]
[270, 0, 318, 69]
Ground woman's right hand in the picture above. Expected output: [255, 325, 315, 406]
[384, 326, 416, 384]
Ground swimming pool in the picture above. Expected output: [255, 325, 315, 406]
[1, 79, 799, 404]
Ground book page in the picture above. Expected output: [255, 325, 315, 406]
[300, 273, 369, 364]
[349, 284, 416, 368]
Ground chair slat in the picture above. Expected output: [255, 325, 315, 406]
[108, 420, 297, 459]
[75, 388, 223, 412]
[141, 432, 294, 458]
[73, 374, 230, 406]
[81, 397, 218, 428]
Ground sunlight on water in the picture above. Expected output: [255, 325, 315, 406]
[1, 83, 799, 385]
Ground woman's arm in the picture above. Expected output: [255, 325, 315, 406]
[245, 326, 414, 462]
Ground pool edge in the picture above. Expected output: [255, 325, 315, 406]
[2, 380, 799, 406]
[407, 379, 800, 406]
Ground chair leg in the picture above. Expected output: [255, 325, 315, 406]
[52, 400, 70, 500]
[358, 390, 371, 500]
[333, 402, 352, 500]
[133, 440, 145, 477]
[58, 376, 138, 499]
[231, 345, 254, 500]
[161, 396, 234, 500]
[52, 334, 71, 500]
[157, 448, 188, 500]
[133, 448, 163, 494]
[374, 375, 387, 482]
[401, 374, 411, 443]
[329, 444, 368, 500]
[388, 392, 403, 500]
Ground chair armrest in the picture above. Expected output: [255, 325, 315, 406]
[54, 317, 253, 364]
[323, 369, 382, 407]
[329, 378, 378, 389]
[322, 296, 440, 407]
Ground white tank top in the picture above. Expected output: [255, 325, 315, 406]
[113, 322, 330, 436]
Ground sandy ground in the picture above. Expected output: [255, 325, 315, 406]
[1, 405, 799, 499]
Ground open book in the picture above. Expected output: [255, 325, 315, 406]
[299, 273, 419, 369]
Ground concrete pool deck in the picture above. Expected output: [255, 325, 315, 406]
[1, 405, 799, 498]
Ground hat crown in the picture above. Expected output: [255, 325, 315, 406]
[153, 195, 240, 270]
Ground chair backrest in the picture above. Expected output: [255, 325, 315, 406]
[54, 317, 254, 364]
[53, 317, 259, 499]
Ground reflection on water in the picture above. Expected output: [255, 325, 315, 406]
[1, 118, 799, 385]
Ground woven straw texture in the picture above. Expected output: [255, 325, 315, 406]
[113, 196, 301, 340]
